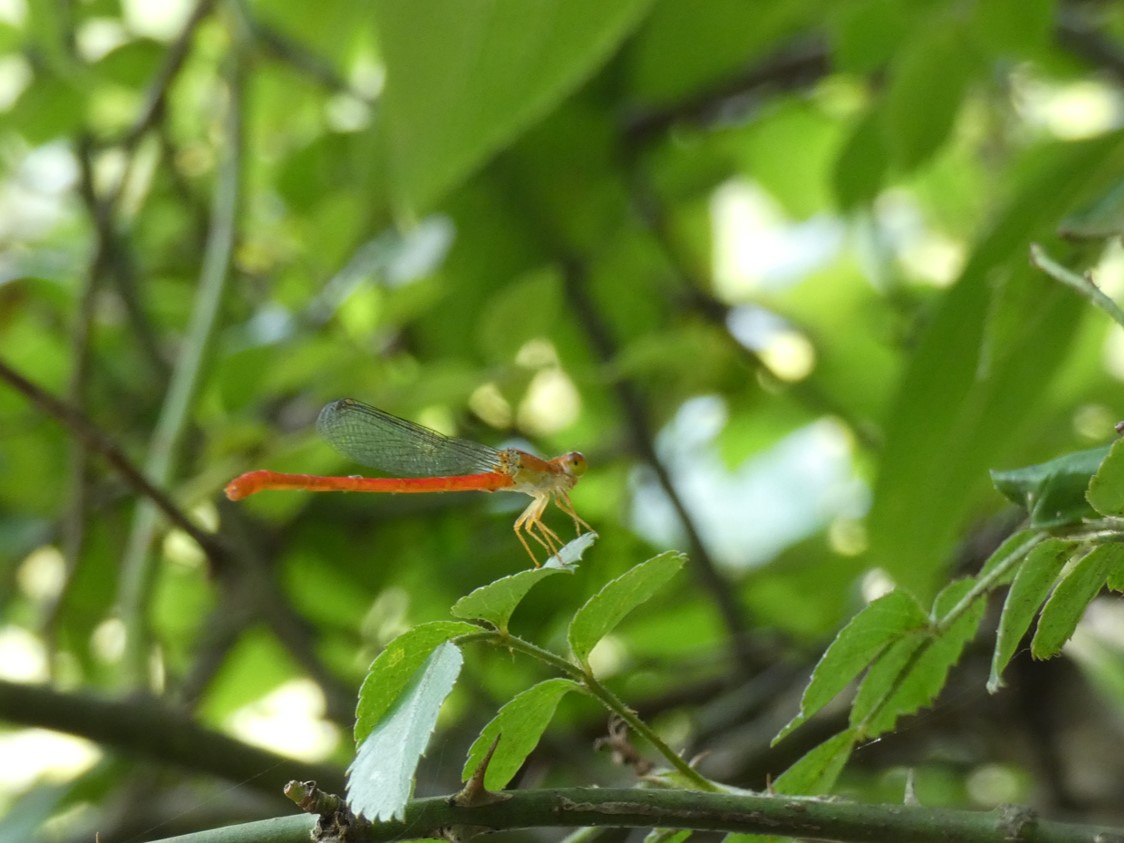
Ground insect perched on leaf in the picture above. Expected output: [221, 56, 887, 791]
[226, 399, 592, 566]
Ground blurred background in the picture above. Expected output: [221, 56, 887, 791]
[1, 0, 1123, 840]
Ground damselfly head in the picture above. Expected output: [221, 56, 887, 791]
[560, 451, 587, 478]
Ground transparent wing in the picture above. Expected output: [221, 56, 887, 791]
[316, 399, 502, 477]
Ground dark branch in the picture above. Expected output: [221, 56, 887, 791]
[622, 37, 829, 146]
[146, 786, 1121, 843]
[561, 267, 759, 676]
[0, 679, 345, 798]
[0, 358, 229, 570]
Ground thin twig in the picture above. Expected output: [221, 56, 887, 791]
[560, 267, 759, 676]
[48, 135, 108, 662]
[1029, 243, 1124, 331]
[622, 37, 828, 146]
[0, 358, 226, 566]
[120, 0, 219, 148]
[117, 36, 245, 682]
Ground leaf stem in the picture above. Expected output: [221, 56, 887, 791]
[934, 532, 1043, 633]
[1030, 243, 1124, 331]
[472, 633, 719, 791]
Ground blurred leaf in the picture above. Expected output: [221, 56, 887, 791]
[6, 74, 85, 144]
[991, 445, 1110, 528]
[969, 0, 1054, 56]
[1086, 439, 1124, 517]
[451, 566, 572, 632]
[851, 579, 986, 737]
[773, 729, 856, 795]
[775, 590, 928, 743]
[568, 551, 685, 668]
[736, 103, 840, 218]
[348, 642, 463, 821]
[476, 268, 563, 362]
[988, 538, 1075, 692]
[461, 677, 581, 789]
[1032, 544, 1121, 659]
[1059, 180, 1124, 240]
[198, 628, 300, 721]
[373, 0, 654, 211]
[94, 38, 164, 87]
[867, 132, 1124, 598]
[830, 0, 913, 74]
[832, 108, 889, 209]
[627, 0, 816, 105]
[354, 621, 478, 743]
[883, 24, 977, 171]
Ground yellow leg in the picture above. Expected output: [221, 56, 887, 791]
[513, 526, 542, 568]
[527, 518, 564, 554]
[554, 493, 593, 536]
[513, 496, 553, 567]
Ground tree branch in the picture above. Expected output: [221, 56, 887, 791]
[622, 37, 829, 146]
[0, 358, 227, 568]
[146, 787, 1122, 843]
[561, 266, 759, 676]
[118, 32, 245, 682]
[0, 679, 345, 798]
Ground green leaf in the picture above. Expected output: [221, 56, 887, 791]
[1059, 180, 1124, 240]
[991, 446, 1110, 528]
[1032, 544, 1121, 659]
[969, 0, 1053, 56]
[832, 108, 888, 209]
[831, 0, 912, 75]
[476, 269, 564, 363]
[774, 590, 928, 743]
[1109, 558, 1124, 593]
[628, 0, 816, 105]
[354, 621, 479, 744]
[1086, 439, 1124, 517]
[568, 551, 685, 668]
[772, 729, 857, 795]
[866, 132, 1124, 599]
[851, 579, 986, 737]
[451, 566, 572, 633]
[94, 38, 164, 87]
[461, 678, 581, 789]
[348, 642, 463, 822]
[883, 25, 976, 171]
[988, 538, 1075, 691]
[372, 0, 654, 212]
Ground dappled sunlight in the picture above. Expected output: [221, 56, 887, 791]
[630, 396, 868, 570]
[226, 679, 340, 762]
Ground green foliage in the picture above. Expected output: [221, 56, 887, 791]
[1032, 544, 1122, 659]
[568, 551, 685, 668]
[992, 447, 1110, 528]
[347, 552, 706, 809]
[989, 538, 1075, 690]
[349, 641, 463, 821]
[461, 677, 582, 790]
[354, 621, 479, 743]
[4, 0, 1124, 839]
[372, 0, 654, 211]
[1087, 439, 1124, 517]
[451, 566, 573, 633]
[775, 590, 929, 743]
